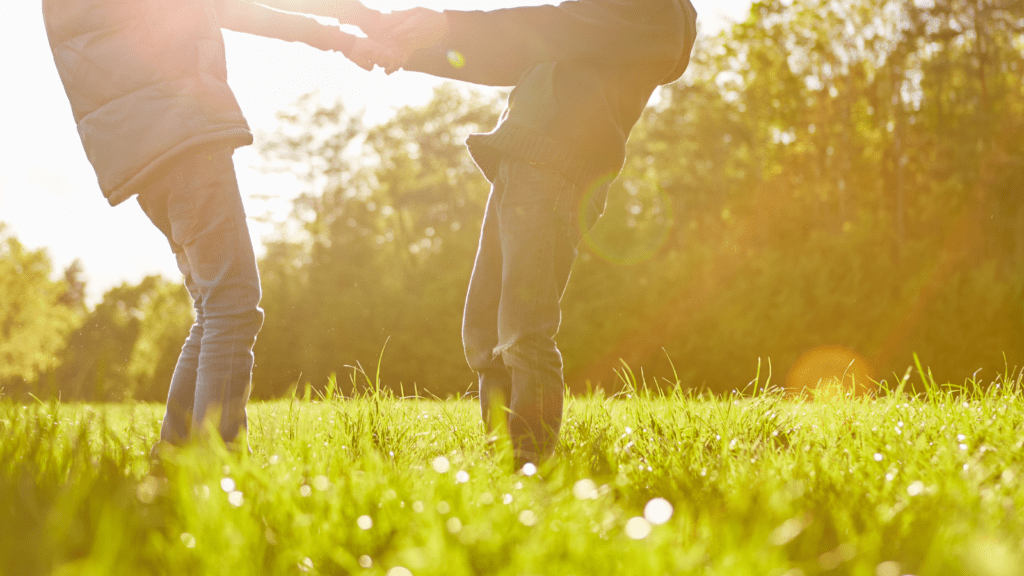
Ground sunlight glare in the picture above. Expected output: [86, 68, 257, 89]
[786, 345, 875, 399]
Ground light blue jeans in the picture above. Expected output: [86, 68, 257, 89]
[138, 144, 263, 447]
[463, 157, 603, 467]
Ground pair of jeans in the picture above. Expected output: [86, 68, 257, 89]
[137, 144, 264, 447]
[463, 157, 603, 466]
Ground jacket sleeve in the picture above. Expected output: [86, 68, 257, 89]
[422, 0, 688, 84]
[402, 44, 527, 87]
[215, 0, 356, 54]
[238, 0, 384, 30]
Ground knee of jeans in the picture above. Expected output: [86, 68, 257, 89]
[495, 332, 559, 366]
[214, 303, 263, 340]
[463, 333, 495, 372]
[231, 287, 264, 336]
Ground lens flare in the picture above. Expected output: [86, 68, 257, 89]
[579, 173, 673, 266]
[446, 50, 466, 69]
[785, 345, 875, 399]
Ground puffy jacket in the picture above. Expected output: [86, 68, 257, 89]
[42, 0, 252, 206]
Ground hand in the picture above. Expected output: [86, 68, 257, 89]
[346, 36, 402, 73]
[336, 1, 383, 35]
[379, 7, 448, 56]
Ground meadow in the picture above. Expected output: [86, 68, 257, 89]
[3, 367, 1024, 576]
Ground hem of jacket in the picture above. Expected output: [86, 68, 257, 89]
[105, 130, 254, 207]
[466, 123, 616, 193]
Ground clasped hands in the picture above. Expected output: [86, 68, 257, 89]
[339, 2, 448, 73]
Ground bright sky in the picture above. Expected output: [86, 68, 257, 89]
[1, 0, 750, 303]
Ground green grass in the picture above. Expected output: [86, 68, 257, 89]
[3, 369, 1024, 576]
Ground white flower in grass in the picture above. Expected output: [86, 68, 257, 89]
[906, 481, 925, 496]
[518, 509, 538, 526]
[875, 561, 900, 576]
[455, 470, 470, 484]
[358, 555, 373, 568]
[228, 491, 244, 507]
[432, 456, 450, 473]
[573, 479, 598, 500]
[136, 476, 160, 504]
[625, 517, 652, 539]
[769, 515, 810, 546]
[386, 567, 413, 576]
[446, 517, 463, 533]
[357, 515, 373, 530]
[644, 498, 673, 525]
[521, 463, 537, 476]
[220, 477, 235, 492]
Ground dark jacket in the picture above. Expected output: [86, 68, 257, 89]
[43, 0, 253, 206]
[405, 0, 698, 191]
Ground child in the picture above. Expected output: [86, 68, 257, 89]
[377, 0, 699, 469]
[41, 0, 395, 452]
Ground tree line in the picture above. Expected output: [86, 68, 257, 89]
[2, 0, 1022, 401]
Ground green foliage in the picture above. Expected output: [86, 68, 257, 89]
[49, 276, 192, 402]
[254, 85, 503, 397]
[126, 280, 195, 400]
[4, 373, 1024, 575]
[0, 225, 82, 393]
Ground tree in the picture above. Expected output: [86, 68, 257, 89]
[560, 0, 1024, 392]
[53, 276, 192, 401]
[0, 225, 82, 397]
[253, 85, 503, 396]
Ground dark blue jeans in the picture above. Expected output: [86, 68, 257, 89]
[463, 157, 603, 467]
[138, 145, 263, 448]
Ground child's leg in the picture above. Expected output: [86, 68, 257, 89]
[493, 158, 579, 467]
[463, 182, 514, 433]
[138, 144, 263, 447]
[138, 166, 201, 445]
[158, 255, 204, 444]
